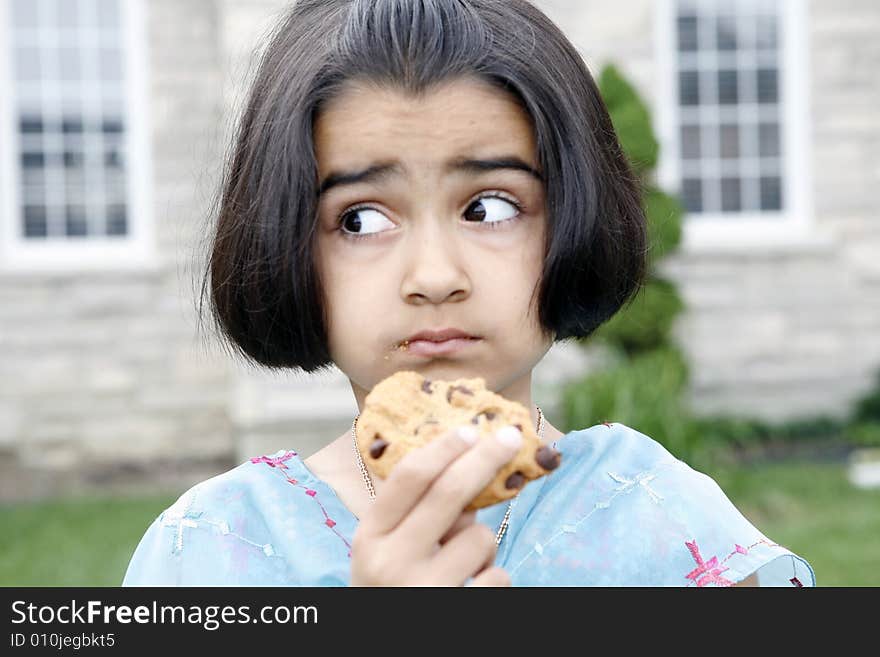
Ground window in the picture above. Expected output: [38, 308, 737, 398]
[0, 0, 153, 271]
[657, 0, 814, 248]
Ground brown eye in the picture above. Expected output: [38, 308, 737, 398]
[463, 195, 519, 224]
[341, 212, 362, 233]
[338, 207, 394, 237]
[464, 199, 487, 222]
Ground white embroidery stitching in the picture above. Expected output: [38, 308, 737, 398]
[508, 460, 678, 577]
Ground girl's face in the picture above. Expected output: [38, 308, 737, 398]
[313, 77, 553, 407]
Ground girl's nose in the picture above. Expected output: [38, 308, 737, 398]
[399, 222, 472, 305]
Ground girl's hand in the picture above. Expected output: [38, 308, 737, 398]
[350, 424, 523, 586]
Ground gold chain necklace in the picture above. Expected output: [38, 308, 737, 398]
[351, 406, 545, 547]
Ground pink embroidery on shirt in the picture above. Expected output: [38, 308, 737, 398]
[602, 422, 613, 428]
[252, 451, 354, 555]
[685, 540, 734, 587]
[249, 451, 297, 470]
[685, 538, 794, 587]
[790, 577, 803, 587]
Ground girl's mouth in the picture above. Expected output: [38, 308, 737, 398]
[397, 337, 482, 357]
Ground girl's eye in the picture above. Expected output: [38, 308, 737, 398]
[337, 192, 523, 240]
[338, 207, 395, 238]
[463, 195, 521, 224]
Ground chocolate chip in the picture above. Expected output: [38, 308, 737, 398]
[514, 423, 522, 431]
[421, 379, 433, 394]
[369, 437, 389, 459]
[535, 446, 561, 471]
[446, 385, 473, 403]
[471, 411, 496, 425]
[504, 471, 526, 489]
[415, 419, 440, 433]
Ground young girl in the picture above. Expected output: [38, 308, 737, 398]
[123, 0, 814, 587]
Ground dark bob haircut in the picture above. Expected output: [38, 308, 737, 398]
[200, 0, 647, 374]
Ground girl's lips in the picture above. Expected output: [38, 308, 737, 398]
[399, 337, 482, 357]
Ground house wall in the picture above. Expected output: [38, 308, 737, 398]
[0, 0, 233, 501]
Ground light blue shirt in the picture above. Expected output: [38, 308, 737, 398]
[122, 422, 815, 587]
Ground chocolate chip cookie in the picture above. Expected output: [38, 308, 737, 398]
[354, 370, 562, 510]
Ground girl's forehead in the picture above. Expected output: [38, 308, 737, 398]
[313, 78, 538, 174]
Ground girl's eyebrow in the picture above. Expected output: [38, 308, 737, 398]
[317, 155, 544, 198]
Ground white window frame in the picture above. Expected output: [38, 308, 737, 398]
[0, 0, 156, 273]
[655, 0, 827, 253]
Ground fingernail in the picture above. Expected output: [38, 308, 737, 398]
[457, 426, 480, 445]
[495, 425, 522, 450]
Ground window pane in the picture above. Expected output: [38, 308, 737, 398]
[63, 150, 85, 168]
[678, 14, 698, 51]
[679, 70, 700, 106]
[21, 152, 45, 169]
[756, 15, 778, 49]
[97, 0, 121, 29]
[56, 0, 81, 28]
[760, 176, 783, 210]
[58, 47, 82, 81]
[20, 115, 44, 134]
[24, 205, 48, 238]
[105, 147, 125, 169]
[106, 204, 127, 236]
[15, 48, 41, 81]
[757, 68, 778, 103]
[717, 15, 737, 51]
[11, 0, 40, 29]
[718, 70, 738, 104]
[681, 124, 701, 159]
[682, 178, 703, 213]
[720, 124, 739, 159]
[62, 117, 84, 134]
[65, 205, 88, 237]
[102, 116, 124, 134]
[721, 178, 742, 212]
[759, 123, 780, 157]
[99, 48, 123, 81]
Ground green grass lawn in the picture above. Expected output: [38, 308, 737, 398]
[0, 491, 178, 587]
[0, 459, 877, 586]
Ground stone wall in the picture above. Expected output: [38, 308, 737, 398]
[0, 0, 233, 501]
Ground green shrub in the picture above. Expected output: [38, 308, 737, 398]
[599, 64, 658, 175]
[561, 346, 699, 459]
[644, 186, 684, 268]
[591, 275, 685, 355]
[853, 369, 880, 423]
[691, 414, 843, 450]
[562, 63, 693, 458]
[844, 421, 880, 447]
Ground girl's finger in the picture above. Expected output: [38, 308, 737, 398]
[467, 566, 512, 587]
[438, 510, 477, 546]
[429, 523, 498, 585]
[359, 425, 479, 538]
[393, 425, 523, 546]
